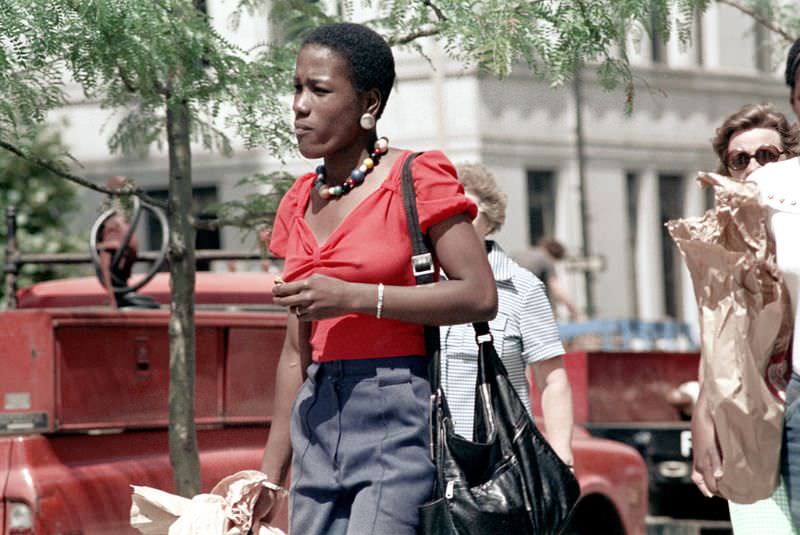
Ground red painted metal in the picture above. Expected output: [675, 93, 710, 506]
[530, 351, 700, 424]
[1, 275, 649, 534]
[16, 272, 279, 309]
[3, 429, 285, 534]
[572, 431, 648, 535]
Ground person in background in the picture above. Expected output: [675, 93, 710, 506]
[255, 23, 497, 535]
[514, 237, 585, 321]
[691, 103, 799, 534]
[440, 163, 574, 469]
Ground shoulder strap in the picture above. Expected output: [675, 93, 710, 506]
[401, 152, 435, 285]
[400, 152, 442, 388]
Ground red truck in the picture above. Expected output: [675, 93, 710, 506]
[541, 348, 733, 534]
[0, 272, 648, 534]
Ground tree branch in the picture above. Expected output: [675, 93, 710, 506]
[0, 139, 168, 209]
[423, 0, 447, 23]
[717, 0, 795, 44]
[388, 25, 441, 46]
[384, 0, 448, 46]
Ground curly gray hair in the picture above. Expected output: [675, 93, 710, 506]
[455, 162, 507, 235]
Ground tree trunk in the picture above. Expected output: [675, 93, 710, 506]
[166, 97, 201, 497]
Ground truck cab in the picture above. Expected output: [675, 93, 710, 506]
[0, 273, 648, 534]
[553, 320, 732, 534]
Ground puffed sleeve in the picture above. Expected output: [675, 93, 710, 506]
[267, 174, 309, 258]
[412, 151, 478, 232]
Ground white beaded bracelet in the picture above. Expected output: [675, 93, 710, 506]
[376, 282, 385, 319]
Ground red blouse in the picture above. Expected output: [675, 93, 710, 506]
[269, 150, 477, 362]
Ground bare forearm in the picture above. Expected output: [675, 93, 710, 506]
[345, 280, 496, 325]
[539, 373, 574, 465]
[260, 324, 309, 485]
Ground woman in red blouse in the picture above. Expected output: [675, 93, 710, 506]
[256, 23, 497, 534]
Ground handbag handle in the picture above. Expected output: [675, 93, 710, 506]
[399, 152, 492, 394]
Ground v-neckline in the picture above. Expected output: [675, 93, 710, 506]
[298, 150, 409, 248]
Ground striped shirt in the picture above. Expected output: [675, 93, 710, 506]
[440, 241, 565, 438]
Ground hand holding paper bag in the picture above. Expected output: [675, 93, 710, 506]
[668, 174, 792, 503]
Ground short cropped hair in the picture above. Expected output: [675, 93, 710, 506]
[302, 23, 395, 119]
[786, 38, 800, 89]
[455, 163, 507, 235]
[711, 103, 800, 175]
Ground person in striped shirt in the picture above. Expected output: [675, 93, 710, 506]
[440, 163, 574, 468]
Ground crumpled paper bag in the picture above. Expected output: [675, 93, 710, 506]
[130, 470, 285, 535]
[667, 173, 792, 504]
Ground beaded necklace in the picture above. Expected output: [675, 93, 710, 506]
[314, 137, 389, 199]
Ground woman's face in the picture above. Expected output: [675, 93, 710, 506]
[292, 45, 364, 159]
[726, 127, 785, 181]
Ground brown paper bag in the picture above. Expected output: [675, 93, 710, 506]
[667, 173, 792, 503]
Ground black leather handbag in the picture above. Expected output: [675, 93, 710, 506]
[400, 153, 581, 535]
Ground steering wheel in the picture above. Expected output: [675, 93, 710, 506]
[89, 196, 169, 295]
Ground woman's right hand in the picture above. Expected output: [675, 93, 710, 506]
[690, 390, 723, 497]
[254, 487, 284, 524]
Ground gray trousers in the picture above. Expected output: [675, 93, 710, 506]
[289, 356, 435, 535]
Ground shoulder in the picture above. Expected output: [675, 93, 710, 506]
[497, 246, 547, 290]
[384, 150, 457, 191]
[410, 150, 456, 178]
[510, 260, 547, 292]
[276, 172, 316, 216]
[386, 150, 476, 230]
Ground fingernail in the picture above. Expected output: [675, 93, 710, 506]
[714, 470, 723, 478]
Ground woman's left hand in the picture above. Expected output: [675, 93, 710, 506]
[272, 273, 353, 320]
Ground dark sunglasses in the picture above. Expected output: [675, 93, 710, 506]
[726, 144, 785, 171]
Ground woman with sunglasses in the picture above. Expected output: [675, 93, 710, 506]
[692, 103, 799, 534]
[711, 103, 796, 181]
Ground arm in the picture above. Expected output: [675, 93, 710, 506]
[256, 314, 311, 521]
[546, 274, 584, 321]
[273, 213, 498, 325]
[531, 357, 574, 466]
[690, 373, 723, 497]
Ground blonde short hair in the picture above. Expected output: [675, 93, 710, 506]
[455, 162, 507, 235]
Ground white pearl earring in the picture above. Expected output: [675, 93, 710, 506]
[359, 113, 376, 130]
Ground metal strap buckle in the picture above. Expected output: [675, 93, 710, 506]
[411, 253, 434, 277]
[476, 332, 493, 344]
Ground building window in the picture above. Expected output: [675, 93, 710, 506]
[145, 186, 221, 272]
[694, 11, 704, 67]
[649, 5, 667, 65]
[659, 174, 684, 318]
[527, 170, 556, 246]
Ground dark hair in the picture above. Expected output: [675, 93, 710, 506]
[302, 23, 395, 119]
[786, 38, 800, 89]
[711, 103, 800, 175]
[537, 237, 566, 260]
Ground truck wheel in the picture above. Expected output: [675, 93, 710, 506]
[562, 494, 626, 535]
